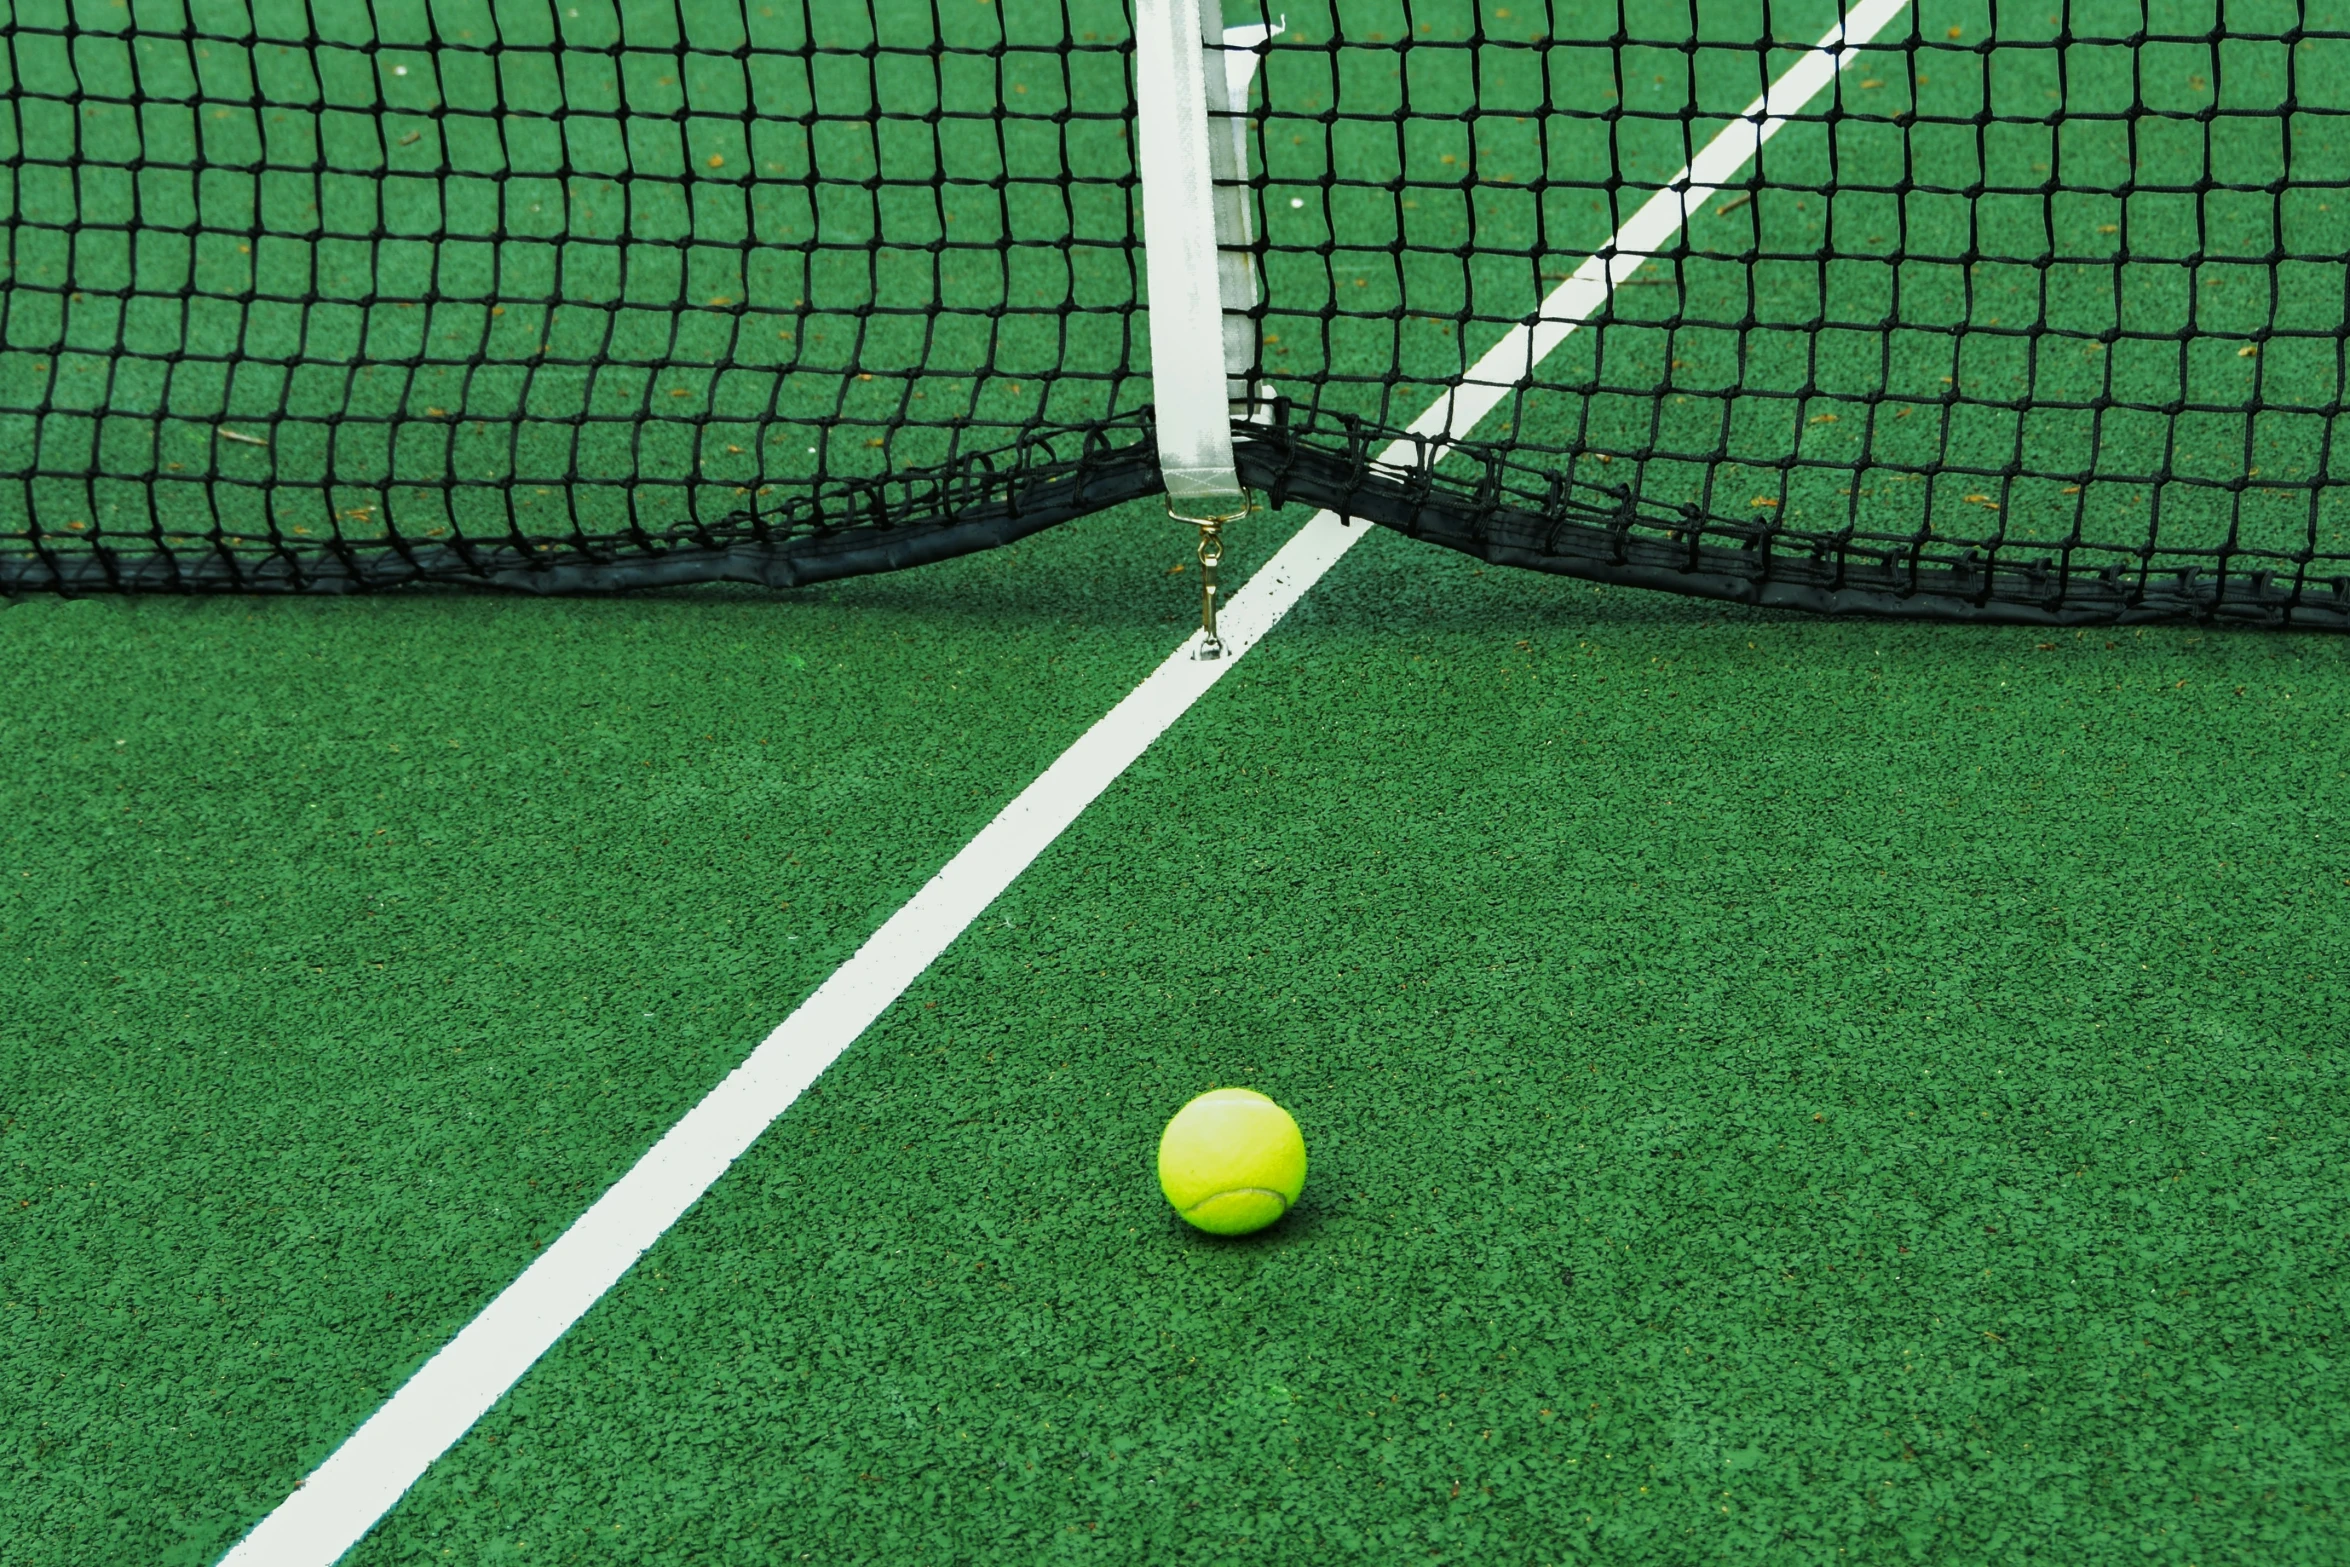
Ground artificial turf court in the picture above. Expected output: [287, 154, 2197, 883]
[4, 0, 2350, 1560]
[6, 498, 2348, 1563]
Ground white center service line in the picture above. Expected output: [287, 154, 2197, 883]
[221, 5, 1904, 1559]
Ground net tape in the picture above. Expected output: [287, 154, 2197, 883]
[3, 0, 2347, 629]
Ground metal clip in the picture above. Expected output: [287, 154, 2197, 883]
[1194, 519, 1226, 659]
[1170, 494, 1250, 660]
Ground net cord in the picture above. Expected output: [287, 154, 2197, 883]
[1134, 0, 1248, 515]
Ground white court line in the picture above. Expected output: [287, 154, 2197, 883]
[1414, 0, 1913, 451]
[219, 6, 1904, 1560]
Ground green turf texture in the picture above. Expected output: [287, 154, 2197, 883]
[12, 506, 2341, 1563]
[0, 497, 1269, 1564]
[344, 524, 2347, 1565]
[6, 0, 2350, 1554]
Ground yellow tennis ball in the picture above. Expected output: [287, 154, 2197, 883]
[1156, 1088, 1307, 1236]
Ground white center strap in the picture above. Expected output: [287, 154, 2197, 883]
[1133, 0, 1250, 518]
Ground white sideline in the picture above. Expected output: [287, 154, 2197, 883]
[219, 4, 1905, 1559]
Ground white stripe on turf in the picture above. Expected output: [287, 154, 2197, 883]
[220, 4, 1904, 1558]
[1417, 0, 1912, 448]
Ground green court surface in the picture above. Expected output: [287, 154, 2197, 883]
[7, 499, 2349, 1564]
[0, 497, 1275, 1561]
[5, 0, 2350, 1561]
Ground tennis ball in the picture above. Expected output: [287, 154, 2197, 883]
[1156, 1088, 1307, 1236]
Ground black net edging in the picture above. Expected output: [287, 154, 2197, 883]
[7, 0, 2350, 630]
[0, 416, 1164, 595]
[14, 404, 2347, 629]
[1234, 415, 2350, 632]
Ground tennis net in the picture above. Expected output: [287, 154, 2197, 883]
[4, 0, 2346, 627]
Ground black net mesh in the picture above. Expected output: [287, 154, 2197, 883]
[4, 0, 2347, 627]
